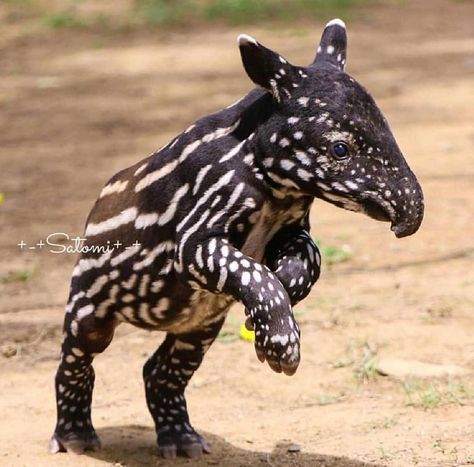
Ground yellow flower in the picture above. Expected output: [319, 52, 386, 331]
[239, 324, 255, 342]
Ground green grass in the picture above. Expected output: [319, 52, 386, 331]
[136, 0, 370, 26]
[355, 355, 378, 382]
[217, 329, 239, 342]
[137, 0, 194, 26]
[1, 270, 33, 284]
[320, 244, 353, 266]
[3, 0, 375, 31]
[42, 12, 84, 29]
[353, 339, 379, 383]
[204, 0, 275, 23]
[205, 0, 370, 24]
[42, 11, 112, 30]
[314, 238, 353, 267]
[402, 379, 474, 410]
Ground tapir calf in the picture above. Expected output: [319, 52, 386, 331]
[50, 19, 424, 458]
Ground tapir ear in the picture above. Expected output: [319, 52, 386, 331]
[238, 34, 300, 103]
[312, 18, 347, 71]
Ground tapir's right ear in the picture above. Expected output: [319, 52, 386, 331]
[238, 34, 300, 103]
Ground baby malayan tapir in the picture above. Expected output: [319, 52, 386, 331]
[49, 19, 424, 459]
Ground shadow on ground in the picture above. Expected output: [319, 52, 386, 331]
[88, 425, 381, 466]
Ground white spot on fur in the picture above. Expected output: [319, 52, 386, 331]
[345, 181, 359, 190]
[263, 157, 274, 167]
[294, 150, 311, 166]
[280, 159, 295, 171]
[296, 168, 313, 181]
[241, 271, 251, 286]
[297, 97, 309, 107]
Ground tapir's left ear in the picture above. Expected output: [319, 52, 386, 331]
[238, 34, 301, 103]
[312, 18, 347, 71]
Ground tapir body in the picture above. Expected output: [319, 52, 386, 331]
[50, 19, 423, 458]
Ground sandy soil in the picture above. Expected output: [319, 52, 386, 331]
[1, 0, 474, 465]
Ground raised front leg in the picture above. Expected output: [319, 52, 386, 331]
[264, 224, 321, 305]
[177, 239, 300, 375]
[143, 318, 224, 459]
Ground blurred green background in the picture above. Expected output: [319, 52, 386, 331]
[2, 0, 381, 30]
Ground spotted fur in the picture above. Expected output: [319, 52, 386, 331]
[50, 19, 423, 459]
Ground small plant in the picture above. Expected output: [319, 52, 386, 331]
[205, 0, 274, 24]
[433, 438, 446, 454]
[321, 244, 353, 265]
[329, 356, 354, 369]
[403, 380, 442, 409]
[1, 270, 33, 284]
[378, 445, 393, 462]
[354, 340, 379, 383]
[316, 392, 345, 406]
[411, 448, 420, 466]
[314, 238, 353, 266]
[356, 356, 378, 382]
[403, 379, 474, 410]
[446, 380, 474, 404]
[293, 308, 307, 318]
[217, 329, 239, 342]
[367, 416, 398, 430]
[42, 12, 84, 29]
[420, 383, 441, 409]
[136, 0, 193, 25]
[217, 317, 241, 342]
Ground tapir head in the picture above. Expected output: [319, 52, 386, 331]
[238, 19, 424, 238]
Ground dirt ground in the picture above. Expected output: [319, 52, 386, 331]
[1, 0, 474, 465]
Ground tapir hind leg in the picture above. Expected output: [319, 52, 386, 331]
[49, 306, 116, 454]
[143, 317, 225, 459]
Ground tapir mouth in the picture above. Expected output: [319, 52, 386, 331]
[318, 187, 423, 239]
[361, 197, 392, 223]
[361, 195, 416, 238]
[361, 193, 423, 238]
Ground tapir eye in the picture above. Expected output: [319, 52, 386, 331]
[331, 142, 350, 160]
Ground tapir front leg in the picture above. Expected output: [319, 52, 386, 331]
[264, 223, 321, 305]
[178, 239, 300, 375]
